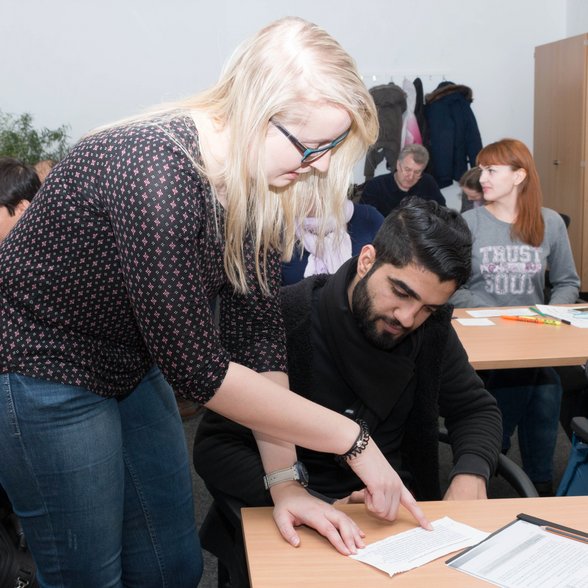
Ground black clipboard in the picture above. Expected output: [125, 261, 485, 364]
[515, 513, 588, 537]
[445, 518, 519, 565]
[446, 512, 588, 566]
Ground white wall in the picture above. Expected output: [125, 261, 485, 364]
[1, 0, 579, 184]
[567, 0, 588, 36]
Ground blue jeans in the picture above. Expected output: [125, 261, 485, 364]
[486, 368, 562, 483]
[0, 367, 202, 588]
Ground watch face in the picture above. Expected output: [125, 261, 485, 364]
[295, 461, 309, 487]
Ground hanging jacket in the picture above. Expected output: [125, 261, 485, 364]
[364, 83, 406, 179]
[401, 78, 422, 147]
[425, 82, 482, 188]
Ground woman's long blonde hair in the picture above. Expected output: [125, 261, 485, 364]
[97, 17, 378, 294]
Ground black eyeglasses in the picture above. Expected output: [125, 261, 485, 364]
[271, 120, 350, 164]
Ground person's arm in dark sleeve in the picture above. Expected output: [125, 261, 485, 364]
[358, 178, 387, 217]
[419, 175, 446, 206]
[438, 326, 502, 484]
[363, 204, 385, 236]
[193, 409, 273, 507]
[194, 408, 340, 506]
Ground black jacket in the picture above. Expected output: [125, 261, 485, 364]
[364, 83, 407, 179]
[194, 270, 501, 504]
[425, 82, 483, 188]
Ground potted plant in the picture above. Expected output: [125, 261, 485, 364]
[0, 110, 70, 164]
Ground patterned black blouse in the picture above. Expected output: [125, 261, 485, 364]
[0, 115, 287, 403]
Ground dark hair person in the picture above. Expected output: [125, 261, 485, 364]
[458, 166, 484, 213]
[0, 156, 41, 241]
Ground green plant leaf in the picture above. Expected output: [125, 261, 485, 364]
[0, 110, 70, 164]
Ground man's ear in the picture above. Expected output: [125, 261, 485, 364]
[356, 244, 376, 279]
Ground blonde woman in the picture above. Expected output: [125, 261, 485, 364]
[0, 17, 429, 587]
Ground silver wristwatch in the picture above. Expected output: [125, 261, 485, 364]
[263, 461, 309, 490]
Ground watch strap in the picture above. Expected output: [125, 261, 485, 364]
[263, 464, 300, 490]
[263, 462, 308, 490]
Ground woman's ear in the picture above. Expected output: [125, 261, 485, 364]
[356, 244, 376, 279]
[514, 168, 527, 186]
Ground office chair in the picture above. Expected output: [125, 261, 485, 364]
[438, 426, 538, 498]
[559, 212, 571, 229]
[542, 212, 588, 439]
[557, 363, 588, 440]
[557, 416, 588, 496]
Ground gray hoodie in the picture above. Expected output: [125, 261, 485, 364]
[451, 206, 579, 308]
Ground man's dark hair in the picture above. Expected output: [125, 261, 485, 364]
[372, 196, 472, 288]
[0, 157, 41, 215]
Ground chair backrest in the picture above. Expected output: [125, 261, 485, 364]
[438, 426, 538, 497]
[544, 212, 572, 302]
[556, 416, 588, 496]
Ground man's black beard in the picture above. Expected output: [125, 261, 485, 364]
[351, 274, 408, 350]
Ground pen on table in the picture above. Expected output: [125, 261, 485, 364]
[528, 306, 572, 325]
[541, 525, 588, 543]
[501, 315, 562, 326]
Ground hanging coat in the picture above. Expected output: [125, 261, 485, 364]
[425, 82, 482, 188]
[364, 82, 406, 179]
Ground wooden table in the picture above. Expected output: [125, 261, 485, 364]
[452, 306, 588, 369]
[242, 496, 588, 587]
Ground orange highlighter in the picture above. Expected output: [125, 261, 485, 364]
[501, 315, 562, 326]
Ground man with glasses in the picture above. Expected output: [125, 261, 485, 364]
[360, 144, 445, 217]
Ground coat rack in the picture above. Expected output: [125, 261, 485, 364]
[360, 71, 448, 92]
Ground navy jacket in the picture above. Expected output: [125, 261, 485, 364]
[425, 83, 483, 188]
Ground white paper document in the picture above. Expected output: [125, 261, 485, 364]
[349, 517, 488, 577]
[534, 304, 588, 328]
[456, 318, 495, 326]
[447, 519, 588, 587]
[466, 308, 535, 318]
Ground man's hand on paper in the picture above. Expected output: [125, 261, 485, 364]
[443, 474, 487, 500]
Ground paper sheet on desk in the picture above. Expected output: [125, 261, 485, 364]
[466, 308, 535, 318]
[456, 318, 495, 326]
[349, 517, 488, 577]
[534, 304, 588, 328]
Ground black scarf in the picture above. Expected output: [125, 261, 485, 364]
[317, 258, 421, 423]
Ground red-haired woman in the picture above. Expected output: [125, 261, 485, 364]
[451, 138, 580, 495]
